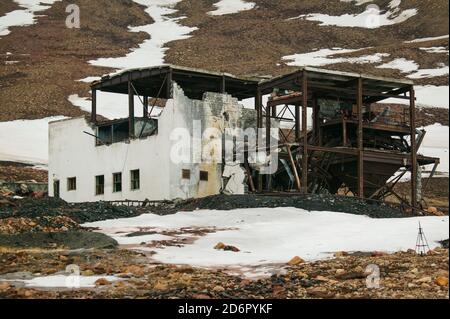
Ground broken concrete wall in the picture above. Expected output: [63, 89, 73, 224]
[48, 82, 261, 203]
[168, 83, 258, 199]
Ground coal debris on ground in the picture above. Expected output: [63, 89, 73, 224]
[141, 194, 410, 218]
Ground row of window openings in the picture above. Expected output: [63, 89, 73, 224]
[65, 169, 207, 195]
[66, 170, 140, 195]
[182, 169, 209, 181]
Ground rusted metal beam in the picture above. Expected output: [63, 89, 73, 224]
[357, 77, 364, 198]
[286, 145, 301, 191]
[128, 80, 135, 138]
[91, 89, 97, 123]
[166, 68, 173, 99]
[143, 96, 149, 118]
[342, 119, 347, 146]
[301, 70, 308, 193]
[312, 95, 319, 142]
[220, 75, 226, 93]
[422, 161, 438, 195]
[410, 87, 418, 210]
[255, 88, 263, 192]
[265, 103, 272, 191]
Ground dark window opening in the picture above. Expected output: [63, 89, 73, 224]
[130, 169, 140, 190]
[113, 172, 122, 193]
[96, 118, 158, 146]
[200, 171, 209, 181]
[67, 177, 76, 191]
[182, 169, 191, 180]
[95, 175, 104, 195]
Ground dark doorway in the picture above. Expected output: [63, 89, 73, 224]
[53, 180, 60, 198]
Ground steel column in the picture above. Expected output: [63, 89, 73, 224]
[301, 71, 308, 193]
[410, 87, 418, 210]
[128, 80, 135, 138]
[91, 89, 97, 123]
[143, 96, 149, 118]
[357, 77, 364, 198]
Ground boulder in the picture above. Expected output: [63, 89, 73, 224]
[214, 242, 225, 250]
[287, 256, 305, 266]
[94, 278, 111, 286]
[435, 276, 449, 287]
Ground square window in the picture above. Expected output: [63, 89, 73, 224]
[130, 169, 140, 190]
[113, 172, 122, 193]
[200, 171, 209, 181]
[67, 177, 76, 191]
[95, 175, 104, 195]
[182, 169, 191, 180]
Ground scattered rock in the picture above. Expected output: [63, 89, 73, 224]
[435, 276, 448, 287]
[95, 278, 111, 286]
[153, 281, 168, 290]
[307, 287, 335, 298]
[214, 242, 225, 250]
[416, 276, 432, 284]
[336, 269, 346, 276]
[371, 251, 387, 257]
[287, 256, 305, 266]
[214, 242, 240, 252]
[315, 275, 329, 282]
[0, 282, 11, 290]
[213, 285, 225, 292]
[334, 251, 349, 257]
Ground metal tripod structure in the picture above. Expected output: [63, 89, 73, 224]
[415, 222, 431, 256]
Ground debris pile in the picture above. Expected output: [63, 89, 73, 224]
[142, 194, 411, 218]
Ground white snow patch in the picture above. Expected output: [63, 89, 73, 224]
[71, 0, 197, 119]
[381, 85, 449, 109]
[0, 116, 66, 164]
[84, 208, 449, 269]
[283, 48, 388, 67]
[405, 35, 449, 43]
[77, 76, 101, 83]
[89, 0, 197, 70]
[8, 275, 119, 288]
[208, 0, 255, 16]
[419, 47, 449, 54]
[376, 58, 419, 73]
[290, 1, 417, 29]
[407, 64, 449, 79]
[340, 0, 373, 6]
[0, 0, 61, 37]
[68, 92, 145, 120]
[419, 124, 449, 174]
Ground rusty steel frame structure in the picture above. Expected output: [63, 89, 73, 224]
[256, 67, 439, 212]
[89, 65, 440, 212]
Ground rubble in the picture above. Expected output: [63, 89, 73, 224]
[141, 194, 412, 218]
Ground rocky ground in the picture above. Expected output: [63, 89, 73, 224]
[0, 161, 48, 183]
[0, 0, 152, 122]
[0, 246, 447, 299]
[0, 0, 448, 122]
[0, 194, 448, 299]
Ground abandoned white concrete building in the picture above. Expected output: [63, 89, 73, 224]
[49, 65, 438, 212]
[48, 66, 267, 203]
